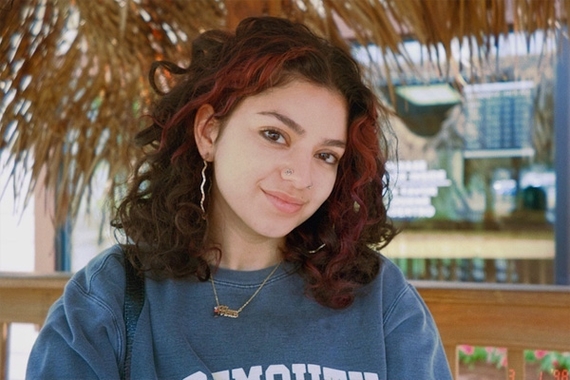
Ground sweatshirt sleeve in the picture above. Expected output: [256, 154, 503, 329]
[382, 282, 452, 380]
[26, 248, 127, 380]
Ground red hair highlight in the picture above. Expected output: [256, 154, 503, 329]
[114, 17, 397, 309]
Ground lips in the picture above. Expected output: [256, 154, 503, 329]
[263, 189, 305, 214]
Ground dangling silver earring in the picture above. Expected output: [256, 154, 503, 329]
[308, 243, 326, 254]
[200, 160, 208, 219]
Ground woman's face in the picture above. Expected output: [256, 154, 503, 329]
[202, 80, 348, 242]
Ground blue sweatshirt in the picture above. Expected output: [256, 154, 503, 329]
[26, 245, 452, 379]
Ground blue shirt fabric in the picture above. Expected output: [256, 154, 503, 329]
[26, 245, 452, 380]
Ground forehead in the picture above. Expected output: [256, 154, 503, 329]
[236, 80, 348, 130]
[251, 80, 347, 111]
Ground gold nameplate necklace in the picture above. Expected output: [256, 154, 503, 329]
[210, 262, 281, 318]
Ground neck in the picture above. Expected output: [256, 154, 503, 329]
[219, 251, 281, 271]
[206, 190, 287, 270]
[206, 227, 284, 271]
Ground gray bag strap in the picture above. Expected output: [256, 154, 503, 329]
[122, 251, 145, 380]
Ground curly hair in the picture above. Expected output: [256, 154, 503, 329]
[113, 16, 397, 309]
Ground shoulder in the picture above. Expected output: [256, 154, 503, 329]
[27, 245, 129, 378]
[377, 252, 407, 285]
[367, 252, 431, 329]
[54, 244, 128, 333]
[372, 251, 412, 301]
[367, 252, 453, 378]
[67, 244, 127, 302]
[54, 244, 129, 349]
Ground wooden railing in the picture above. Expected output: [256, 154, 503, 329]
[383, 230, 556, 284]
[0, 272, 70, 380]
[413, 281, 570, 379]
[1, 273, 569, 380]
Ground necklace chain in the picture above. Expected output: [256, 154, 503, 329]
[210, 262, 281, 318]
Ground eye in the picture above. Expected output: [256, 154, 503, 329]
[261, 129, 286, 144]
[316, 152, 339, 165]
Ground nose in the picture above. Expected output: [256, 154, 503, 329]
[281, 159, 313, 190]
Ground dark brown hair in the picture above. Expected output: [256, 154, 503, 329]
[113, 16, 397, 309]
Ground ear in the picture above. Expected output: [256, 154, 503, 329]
[194, 104, 220, 161]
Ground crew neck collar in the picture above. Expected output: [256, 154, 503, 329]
[210, 261, 295, 286]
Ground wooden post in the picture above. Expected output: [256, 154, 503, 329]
[554, 29, 570, 285]
[34, 166, 56, 272]
[225, 0, 287, 30]
[0, 323, 6, 380]
[444, 344, 458, 379]
[507, 349, 525, 380]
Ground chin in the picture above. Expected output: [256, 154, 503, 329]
[254, 223, 299, 239]
[250, 212, 314, 239]
[258, 229, 294, 239]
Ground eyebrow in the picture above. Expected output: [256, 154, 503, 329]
[258, 111, 305, 136]
[258, 111, 346, 149]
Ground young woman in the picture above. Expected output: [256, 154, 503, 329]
[27, 17, 452, 380]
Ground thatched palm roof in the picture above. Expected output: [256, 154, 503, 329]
[1, 0, 568, 225]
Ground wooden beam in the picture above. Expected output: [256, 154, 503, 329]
[225, 0, 286, 30]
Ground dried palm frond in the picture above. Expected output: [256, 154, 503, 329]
[1, 0, 224, 224]
[0, 0, 567, 226]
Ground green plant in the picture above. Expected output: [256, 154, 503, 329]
[525, 350, 570, 373]
[459, 346, 570, 373]
[458, 345, 500, 368]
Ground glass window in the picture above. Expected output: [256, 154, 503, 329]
[355, 31, 560, 284]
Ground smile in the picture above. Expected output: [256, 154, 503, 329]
[263, 190, 305, 214]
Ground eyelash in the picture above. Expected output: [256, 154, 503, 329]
[261, 128, 340, 165]
[261, 129, 286, 144]
[316, 152, 339, 165]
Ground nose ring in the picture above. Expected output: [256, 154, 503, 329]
[283, 168, 293, 176]
[307, 185, 313, 190]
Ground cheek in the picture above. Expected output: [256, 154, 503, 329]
[214, 162, 254, 194]
[213, 138, 255, 178]
[312, 169, 339, 205]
